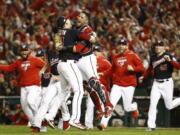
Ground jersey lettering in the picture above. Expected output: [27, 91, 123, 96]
[117, 57, 127, 66]
[160, 64, 167, 71]
[21, 61, 30, 71]
[50, 58, 59, 66]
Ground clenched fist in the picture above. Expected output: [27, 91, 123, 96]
[127, 65, 134, 72]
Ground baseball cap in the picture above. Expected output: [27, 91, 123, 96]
[117, 37, 128, 45]
[56, 16, 67, 29]
[20, 44, 29, 51]
[154, 40, 164, 46]
[36, 48, 45, 57]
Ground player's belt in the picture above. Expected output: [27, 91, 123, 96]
[155, 79, 169, 83]
[59, 59, 77, 63]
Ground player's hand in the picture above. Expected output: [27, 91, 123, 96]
[98, 72, 103, 77]
[138, 76, 144, 83]
[89, 33, 97, 43]
[127, 65, 134, 72]
[164, 55, 171, 62]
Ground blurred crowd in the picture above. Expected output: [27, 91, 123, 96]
[0, 0, 180, 124]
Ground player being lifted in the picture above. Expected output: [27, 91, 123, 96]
[75, 11, 113, 118]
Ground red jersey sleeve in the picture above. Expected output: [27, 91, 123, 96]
[34, 57, 46, 69]
[143, 65, 153, 79]
[97, 57, 112, 77]
[0, 61, 18, 72]
[132, 53, 145, 74]
[170, 61, 180, 69]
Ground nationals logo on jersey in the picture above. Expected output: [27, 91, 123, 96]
[117, 57, 127, 66]
[21, 61, 30, 71]
[159, 63, 168, 71]
[50, 58, 59, 66]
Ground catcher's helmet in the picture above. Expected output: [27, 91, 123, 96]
[56, 16, 66, 29]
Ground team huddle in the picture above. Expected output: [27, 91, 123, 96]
[0, 11, 180, 133]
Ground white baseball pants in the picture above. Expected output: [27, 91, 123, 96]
[33, 80, 63, 128]
[101, 84, 137, 127]
[148, 78, 180, 128]
[85, 94, 94, 128]
[20, 85, 42, 125]
[76, 54, 98, 80]
[57, 60, 84, 123]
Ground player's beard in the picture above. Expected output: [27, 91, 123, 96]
[20, 51, 30, 60]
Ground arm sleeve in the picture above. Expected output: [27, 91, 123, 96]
[170, 61, 180, 69]
[35, 58, 46, 69]
[101, 60, 112, 77]
[143, 65, 153, 79]
[0, 62, 17, 72]
[132, 54, 145, 74]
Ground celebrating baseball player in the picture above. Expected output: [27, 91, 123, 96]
[98, 37, 145, 130]
[142, 40, 180, 131]
[75, 11, 113, 118]
[32, 47, 71, 132]
[85, 49, 112, 129]
[54, 16, 86, 130]
[0, 44, 45, 129]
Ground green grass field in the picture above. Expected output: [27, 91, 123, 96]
[0, 126, 180, 135]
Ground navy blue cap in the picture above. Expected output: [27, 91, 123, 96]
[154, 40, 164, 46]
[117, 37, 128, 45]
[36, 48, 45, 57]
[56, 16, 66, 29]
[20, 44, 29, 51]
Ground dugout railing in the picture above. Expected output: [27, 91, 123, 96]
[0, 96, 180, 127]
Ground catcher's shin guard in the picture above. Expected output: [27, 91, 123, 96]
[83, 81, 103, 113]
[88, 77, 106, 106]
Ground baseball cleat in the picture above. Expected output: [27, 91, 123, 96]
[97, 124, 106, 131]
[40, 126, 47, 132]
[46, 120, 56, 129]
[146, 128, 155, 132]
[69, 121, 86, 130]
[63, 120, 70, 131]
[31, 127, 40, 133]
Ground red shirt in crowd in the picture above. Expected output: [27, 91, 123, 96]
[111, 50, 145, 87]
[0, 55, 45, 87]
[97, 55, 112, 92]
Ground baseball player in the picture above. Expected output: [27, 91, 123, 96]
[98, 37, 145, 130]
[32, 46, 71, 132]
[54, 16, 86, 130]
[75, 11, 113, 118]
[85, 50, 112, 129]
[0, 44, 45, 130]
[142, 41, 180, 131]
